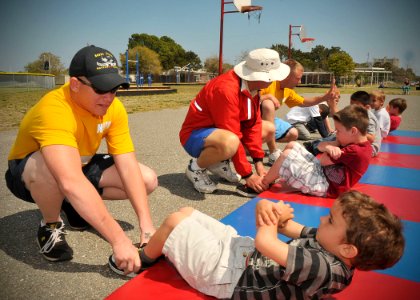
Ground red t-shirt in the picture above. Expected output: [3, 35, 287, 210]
[389, 115, 401, 132]
[323, 141, 372, 198]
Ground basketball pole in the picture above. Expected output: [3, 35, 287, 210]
[219, 1, 239, 75]
[288, 25, 301, 59]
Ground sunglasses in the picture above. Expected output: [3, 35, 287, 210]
[77, 77, 119, 95]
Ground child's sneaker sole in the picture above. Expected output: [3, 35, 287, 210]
[108, 255, 138, 278]
[236, 184, 259, 198]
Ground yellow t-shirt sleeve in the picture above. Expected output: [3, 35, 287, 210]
[283, 88, 305, 108]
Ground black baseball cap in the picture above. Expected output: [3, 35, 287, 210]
[69, 45, 129, 91]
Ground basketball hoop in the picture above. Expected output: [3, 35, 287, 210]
[288, 24, 315, 58]
[301, 38, 315, 43]
[219, 0, 263, 75]
[301, 37, 315, 50]
[241, 5, 262, 23]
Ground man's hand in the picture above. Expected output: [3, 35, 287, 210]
[245, 174, 268, 193]
[324, 77, 340, 112]
[112, 239, 141, 275]
[140, 229, 156, 246]
[255, 161, 267, 177]
[261, 94, 281, 109]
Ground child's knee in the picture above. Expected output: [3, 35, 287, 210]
[163, 211, 189, 230]
[179, 206, 195, 216]
[285, 140, 298, 150]
[139, 164, 158, 194]
[287, 127, 299, 141]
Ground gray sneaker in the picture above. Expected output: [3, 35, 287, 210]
[186, 159, 217, 193]
[208, 160, 241, 183]
[268, 149, 282, 166]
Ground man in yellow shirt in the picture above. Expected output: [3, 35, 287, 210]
[260, 59, 339, 165]
[5, 45, 156, 275]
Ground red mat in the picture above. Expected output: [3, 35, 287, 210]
[107, 258, 419, 300]
[382, 135, 420, 146]
[335, 270, 419, 300]
[106, 260, 214, 300]
[370, 152, 420, 169]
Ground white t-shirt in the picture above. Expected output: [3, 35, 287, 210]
[373, 107, 391, 138]
[286, 105, 320, 124]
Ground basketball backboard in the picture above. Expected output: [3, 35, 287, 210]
[233, 0, 252, 12]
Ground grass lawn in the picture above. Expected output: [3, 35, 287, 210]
[1, 84, 417, 131]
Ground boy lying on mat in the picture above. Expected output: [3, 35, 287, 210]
[109, 190, 404, 300]
[263, 104, 372, 198]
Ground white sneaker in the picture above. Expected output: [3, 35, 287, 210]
[268, 149, 282, 166]
[208, 160, 241, 183]
[186, 159, 217, 193]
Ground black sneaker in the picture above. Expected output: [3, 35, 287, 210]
[236, 184, 259, 198]
[108, 246, 157, 278]
[303, 141, 313, 153]
[37, 222, 73, 262]
[61, 200, 90, 231]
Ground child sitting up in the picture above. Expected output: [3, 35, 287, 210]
[387, 98, 407, 132]
[304, 91, 381, 158]
[264, 105, 372, 198]
[286, 103, 332, 140]
[108, 190, 404, 300]
[371, 90, 390, 138]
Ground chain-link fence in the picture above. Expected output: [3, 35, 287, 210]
[0, 72, 55, 90]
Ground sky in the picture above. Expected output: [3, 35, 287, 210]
[1, 0, 419, 74]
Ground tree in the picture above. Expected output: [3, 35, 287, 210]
[24, 52, 66, 75]
[184, 51, 202, 70]
[309, 45, 330, 70]
[271, 44, 288, 61]
[204, 56, 232, 74]
[128, 33, 201, 70]
[119, 46, 162, 75]
[327, 51, 355, 78]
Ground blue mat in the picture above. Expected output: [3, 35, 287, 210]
[380, 143, 420, 155]
[390, 130, 420, 138]
[360, 165, 420, 190]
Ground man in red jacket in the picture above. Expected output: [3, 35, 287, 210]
[179, 48, 290, 194]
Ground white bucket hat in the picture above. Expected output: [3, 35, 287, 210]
[234, 48, 290, 82]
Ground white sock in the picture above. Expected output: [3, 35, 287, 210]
[190, 159, 204, 171]
[41, 218, 63, 226]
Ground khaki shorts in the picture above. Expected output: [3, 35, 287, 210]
[162, 210, 254, 299]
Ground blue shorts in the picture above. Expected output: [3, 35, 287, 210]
[184, 128, 217, 158]
[274, 117, 292, 140]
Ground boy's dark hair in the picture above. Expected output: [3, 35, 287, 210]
[318, 103, 330, 119]
[333, 105, 369, 135]
[389, 98, 407, 114]
[338, 190, 405, 271]
[350, 91, 371, 107]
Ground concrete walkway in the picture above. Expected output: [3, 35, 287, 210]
[0, 93, 419, 299]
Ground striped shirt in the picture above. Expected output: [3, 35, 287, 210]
[232, 227, 353, 300]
